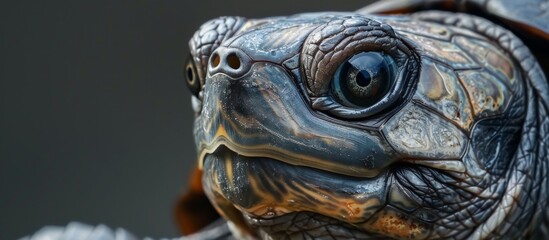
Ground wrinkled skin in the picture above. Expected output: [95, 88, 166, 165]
[185, 9, 549, 240]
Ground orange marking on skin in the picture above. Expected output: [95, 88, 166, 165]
[368, 210, 426, 239]
[346, 201, 361, 217]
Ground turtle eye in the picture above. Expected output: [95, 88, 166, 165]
[331, 52, 397, 108]
[185, 54, 201, 98]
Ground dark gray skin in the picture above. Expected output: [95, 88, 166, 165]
[185, 2, 549, 240]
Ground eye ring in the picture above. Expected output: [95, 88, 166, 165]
[331, 51, 398, 108]
[185, 54, 201, 98]
[310, 57, 410, 119]
[301, 16, 418, 119]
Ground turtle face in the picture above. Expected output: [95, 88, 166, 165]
[186, 12, 536, 239]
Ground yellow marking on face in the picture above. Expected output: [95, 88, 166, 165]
[214, 123, 229, 139]
[254, 77, 353, 149]
[223, 150, 234, 189]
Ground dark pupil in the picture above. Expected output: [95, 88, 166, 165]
[332, 52, 396, 108]
[356, 70, 371, 87]
[186, 66, 194, 83]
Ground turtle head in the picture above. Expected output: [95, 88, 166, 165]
[184, 11, 548, 240]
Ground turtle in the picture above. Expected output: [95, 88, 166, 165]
[176, 0, 549, 239]
[23, 0, 549, 240]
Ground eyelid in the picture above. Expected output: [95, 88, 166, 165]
[185, 55, 202, 98]
[300, 16, 418, 119]
[301, 16, 410, 98]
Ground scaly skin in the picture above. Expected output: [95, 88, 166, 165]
[186, 9, 549, 240]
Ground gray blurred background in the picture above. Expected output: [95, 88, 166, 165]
[0, 1, 369, 239]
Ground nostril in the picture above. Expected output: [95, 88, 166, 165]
[227, 53, 241, 69]
[207, 48, 250, 77]
[211, 53, 221, 68]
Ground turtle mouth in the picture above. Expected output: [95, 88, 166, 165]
[196, 129, 388, 178]
[201, 145, 402, 238]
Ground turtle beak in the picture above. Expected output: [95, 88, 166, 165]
[194, 61, 397, 178]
